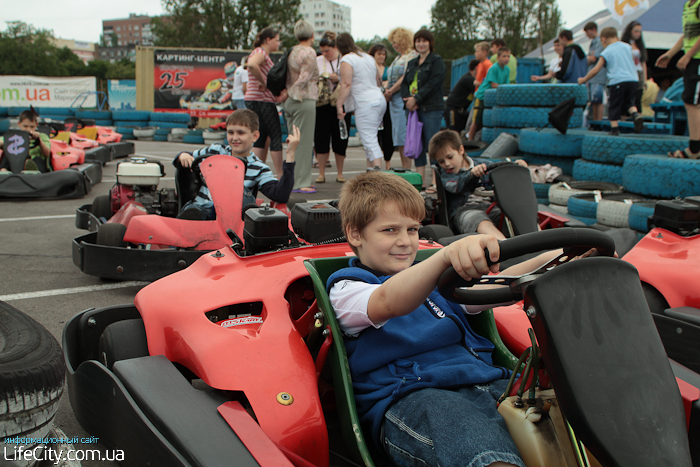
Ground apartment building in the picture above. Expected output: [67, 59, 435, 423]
[102, 14, 154, 48]
[299, 0, 351, 40]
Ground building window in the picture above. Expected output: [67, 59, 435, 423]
[116, 26, 121, 31]
[135, 25, 139, 30]
[320, 12, 325, 17]
[129, 25, 132, 30]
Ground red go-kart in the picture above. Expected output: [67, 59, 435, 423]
[63, 226, 698, 467]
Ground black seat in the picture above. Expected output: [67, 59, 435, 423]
[489, 164, 539, 235]
[525, 257, 692, 466]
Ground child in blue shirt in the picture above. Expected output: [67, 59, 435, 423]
[328, 170, 569, 467]
[469, 47, 512, 140]
[579, 27, 644, 135]
[174, 109, 299, 220]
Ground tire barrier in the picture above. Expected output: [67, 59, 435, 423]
[75, 110, 112, 120]
[111, 110, 152, 121]
[496, 84, 588, 107]
[482, 108, 494, 128]
[628, 201, 657, 232]
[113, 120, 150, 128]
[567, 192, 647, 220]
[148, 121, 189, 129]
[519, 128, 590, 157]
[483, 89, 497, 108]
[482, 127, 520, 144]
[572, 159, 623, 185]
[548, 181, 623, 206]
[533, 182, 551, 199]
[623, 154, 700, 198]
[581, 133, 689, 165]
[492, 106, 583, 129]
[183, 134, 205, 144]
[150, 111, 192, 123]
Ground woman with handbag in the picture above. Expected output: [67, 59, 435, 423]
[401, 29, 446, 192]
[314, 31, 350, 183]
[245, 26, 285, 177]
[335, 33, 387, 169]
[282, 19, 319, 194]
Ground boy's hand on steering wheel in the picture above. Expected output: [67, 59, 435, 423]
[178, 152, 195, 169]
[472, 163, 488, 177]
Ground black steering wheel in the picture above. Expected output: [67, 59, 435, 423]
[437, 228, 616, 305]
[461, 160, 518, 193]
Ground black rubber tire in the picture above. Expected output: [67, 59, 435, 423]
[419, 224, 455, 242]
[98, 319, 149, 370]
[641, 282, 669, 315]
[519, 153, 576, 176]
[483, 89, 497, 108]
[519, 128, 590, 157]
[482, 127, 520, 144]
[491, 106, 584, 129]
[572, 159, 623, 185]
[548, 181, 623, 206]
[581, 133, 689, 165]
[495, 84, 588, 107]
[0, 301, 65, 439]
[623, 154, 700, 198]
[90, 194, 113, 220]
[96, 223, 127, 247]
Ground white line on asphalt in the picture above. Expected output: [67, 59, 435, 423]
[0, 214, 74, 222]
[0, 281, 150, 301]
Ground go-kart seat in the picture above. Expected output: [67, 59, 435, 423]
[304, 250, 519, 467]
[431, 165, 455, 231]
[489, 164, 539, 236]
[525, 257, 692, 466]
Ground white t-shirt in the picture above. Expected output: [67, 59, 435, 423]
[339, 52, 383, 111]
[549, 57, 562, 74]
[231, 66, 249, 100]
[330, 279, 484, 336]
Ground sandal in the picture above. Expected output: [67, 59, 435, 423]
[424, 185, 438, 194]
[316, 176, 325, 183]
[326, 160, 332, 167]
[336, 176, 346, 183]
[668, 148, 700, 160]
[312, 161, 319, 168]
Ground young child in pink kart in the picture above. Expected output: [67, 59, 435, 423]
[174, 109, 299, 220]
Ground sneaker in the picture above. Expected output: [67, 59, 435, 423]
[23, 159, 39, 172]
[608, 127, 620, 136]
[632, 112, 644, 133]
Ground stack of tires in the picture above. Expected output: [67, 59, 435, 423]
[113, 110, 152, 139]
[183, 129, 205, 145]
[574, 133, 689, 186]
[149, 111, 191, 130]
[565, 190, 654, 231]
[519, 128, 590, 177]
[481, 84, 587, 144]
[547, 181, 623, 215]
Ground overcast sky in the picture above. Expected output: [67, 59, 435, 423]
[1, 0, 606, 44]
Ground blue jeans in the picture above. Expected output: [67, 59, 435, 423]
[407, 109, 443, 168]
[382, 380, 525, 467]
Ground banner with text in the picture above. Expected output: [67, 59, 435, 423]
[0, 76, 96, 108]
[154, 49, 250, 118]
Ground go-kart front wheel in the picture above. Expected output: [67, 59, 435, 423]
[98, 319, 149, 370]
[91, 195, 113, 220]
[97, 223, 127, 248]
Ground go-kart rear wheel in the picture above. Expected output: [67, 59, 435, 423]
[97, 223, 127, 247]
[90, 194, 113, 220]
[98, 319, 149, 370]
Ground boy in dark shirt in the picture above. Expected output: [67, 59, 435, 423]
[444, 59, 478, 134]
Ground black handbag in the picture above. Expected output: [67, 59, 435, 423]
[266, 49, 291, 97]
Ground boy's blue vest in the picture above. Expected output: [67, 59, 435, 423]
[327, 258, 509, 447]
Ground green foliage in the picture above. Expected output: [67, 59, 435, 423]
[153, 0, 302, 50]
[430, 0, 561, 59]
[0, 21, 135, 84]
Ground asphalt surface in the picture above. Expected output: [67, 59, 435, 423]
[0, 139, 427, 467]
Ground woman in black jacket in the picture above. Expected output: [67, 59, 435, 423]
[401, 29, 445, 192]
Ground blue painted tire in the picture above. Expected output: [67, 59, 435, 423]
[537, 197, 550, 205]
[483, 89, 497, 108]
[567, 192, 647, 219]
[155, 128, 172, 135]
[153, 134, 168, 142]
[482, 109, 494, 128]
[0, 107, 8, 117]
[581, 133, 689, 165]
[183, 134, 205, 144]
[148, 121, 189, 129]
[187, 129, 204, 136]
[623, 154, 700, 198]
[572, 159, 623, 185]
[94, 119, 113, 126]
[112, 110, 151, 121]
[492, 107, 583, 129]
[548, 180, 623, 205]
[519, 128, 590, 157]
[482, 127, 520, 144]
[113, 120, 149, 128]
[150, 111, 192, 123]
[37, 107, 74, 116]
[519, 153, 576, 176]
[533, 183, 551, 199]
[116, 127, 135, 138]
[76, 110, 112, 120]
[496, 84, 588, 107]
[628, 202, 657, 232]
[8, 107, 30, 117]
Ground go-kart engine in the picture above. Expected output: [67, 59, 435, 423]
[649, 198, 699, 236]
[291, 202, 344, 244]
[243, 204, 290, 255]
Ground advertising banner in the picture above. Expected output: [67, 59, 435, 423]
[154, 49, 251, 118]
[0, 76, 96, 108]
[108, 79, 137, 111]
[604, 0, 650, 24]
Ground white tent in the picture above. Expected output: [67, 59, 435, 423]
[525, 0, 685, 67]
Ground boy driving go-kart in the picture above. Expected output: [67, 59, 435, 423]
[174, 109, 299, 220]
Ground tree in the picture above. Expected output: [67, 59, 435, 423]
[430, 0, 561, 59]
[152, 0, 302, 50]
